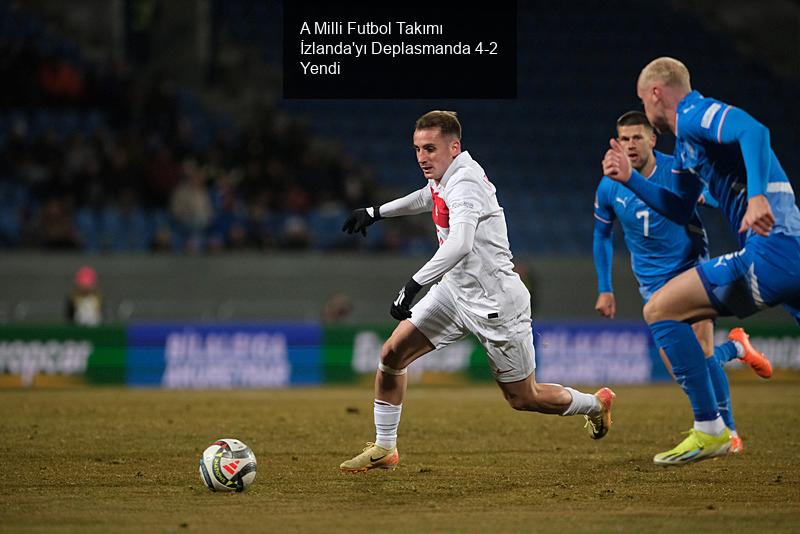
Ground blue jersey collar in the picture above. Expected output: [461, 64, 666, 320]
[677, 90, 703, 114]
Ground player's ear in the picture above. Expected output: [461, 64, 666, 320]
[652, 84, 663, 102]
[451, 138, 461, 156]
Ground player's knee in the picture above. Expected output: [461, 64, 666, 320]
[379, 342, 401, 369]
[380, 339, 411, 371]
[643, 294, 666, 324]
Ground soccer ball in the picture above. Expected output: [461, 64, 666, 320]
[198, 438, 257, 492]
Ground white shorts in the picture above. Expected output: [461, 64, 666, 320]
[408, 283, 536, 383]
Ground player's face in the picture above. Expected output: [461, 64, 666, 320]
[637, 82, 668, 133]
[413, 128, 460, 182]
[616, 124, 655, 171]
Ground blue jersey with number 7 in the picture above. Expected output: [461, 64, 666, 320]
[594, 150, 709, 294]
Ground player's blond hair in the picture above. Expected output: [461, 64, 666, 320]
[638, 57, 691, 91]
[415, 110, 461, 139]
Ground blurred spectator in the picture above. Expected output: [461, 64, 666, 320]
[145, 145, 181, 207]
[32, 195, 79, 249]
[208, 171, 249, 252]
[281, 215, 311, 249]
[321, 293, 354, 323]
[37, 54, 84, 103]
[66, 266, 102, 326]
[170, 159, 212, 252]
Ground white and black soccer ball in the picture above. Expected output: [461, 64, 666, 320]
[199, 438, 257, 492]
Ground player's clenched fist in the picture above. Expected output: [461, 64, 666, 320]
[342, 207, 382, 236]
[739, 195, 775, 236]
[390, 279, 422, 320]
[595, 292, 616, 319]
[602, 138, 632, 183]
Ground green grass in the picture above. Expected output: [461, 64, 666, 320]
[1, 372, 799, 533]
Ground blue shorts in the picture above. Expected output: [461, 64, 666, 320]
[696, 233, 800, 320]
[640, 256, 708, 305]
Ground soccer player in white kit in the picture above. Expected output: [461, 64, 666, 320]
[339, 111, 615, 472]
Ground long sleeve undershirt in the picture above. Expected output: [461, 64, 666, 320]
[624, 170, 702, 225]
[717, 107, 770, 198]
[592, 219, 613, 293]
[379, 186, 432, 217]
[412, 222, 476, 286]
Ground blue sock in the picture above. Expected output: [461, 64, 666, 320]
[706, 356, 735, 431]
[714, 341, 739, 365]
[650, 320, 719, 422]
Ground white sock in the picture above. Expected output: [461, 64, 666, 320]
[732, 340, 745, 358]
[694, 416, 726, 436]
[561, 387, 600, 416]
[374, 400, 402, 450]
[729, 429, 739, 438]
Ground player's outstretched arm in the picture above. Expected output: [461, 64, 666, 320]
[603, 138, 700, 224]
[342, 186, 432, 237]
[379, 186, 433, 217]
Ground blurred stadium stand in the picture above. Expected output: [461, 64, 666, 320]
[0, 0, 797, 323]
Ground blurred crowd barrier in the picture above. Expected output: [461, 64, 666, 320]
[1, 322, 798, 388]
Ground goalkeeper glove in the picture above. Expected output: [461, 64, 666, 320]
[342, 206, 382, 236]
[390, 279, 422, 320]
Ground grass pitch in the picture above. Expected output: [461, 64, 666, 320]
[1, 372, 799, 533]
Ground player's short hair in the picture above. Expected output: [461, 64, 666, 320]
[616, 111, 654, 132]
[638, 57, 691, 90]
[415, 110, 461, 139]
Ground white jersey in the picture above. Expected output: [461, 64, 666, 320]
[423, 151, 529, 319]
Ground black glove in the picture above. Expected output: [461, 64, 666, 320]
[390, 279, 422, 320]
[342, 206, 381, 236]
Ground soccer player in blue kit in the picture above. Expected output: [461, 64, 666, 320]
[593, 111, 772, 455]
[602, 57, 800, 466]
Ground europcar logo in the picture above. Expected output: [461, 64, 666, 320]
[0, 340, 92, 386]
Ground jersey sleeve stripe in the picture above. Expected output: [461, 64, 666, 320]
[766, 182, 794, 194]
[594, 213, 612, 224]
[671, 169, 690, 174]
[716, 105, 732, 143]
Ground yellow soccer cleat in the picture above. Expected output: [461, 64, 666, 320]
[728, 327, 772, 379]
[584, 387, 616, 440]
[339, 443, 399, 473]
[653, 428, 731, 466]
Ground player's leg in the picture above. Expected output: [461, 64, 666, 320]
[340, 321, 435, 473]
[725, 327, 773, 378]
[643, 269, 731, 465]
[496, 374, 615, 440]
[375, 320, 435, 406]
[701, 234, 800, 377]
[477, 307, 615, 439]
[693, 319, 742, 452]
[497, 374, 570, 414]
[341, 285, 466, 472]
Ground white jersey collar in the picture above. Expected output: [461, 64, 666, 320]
[439, 151, 472, 187]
